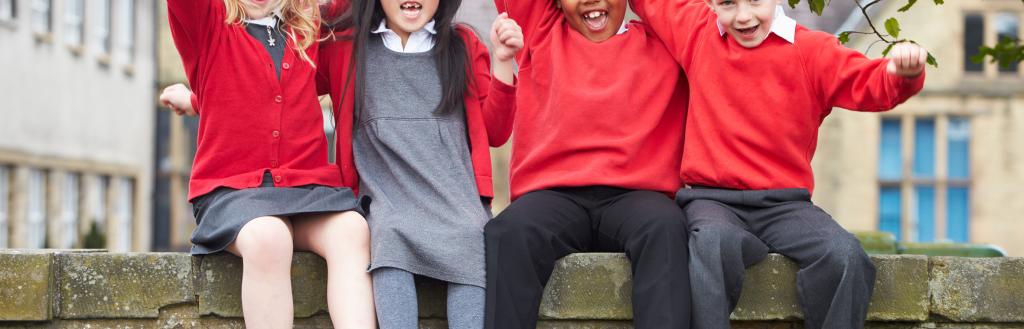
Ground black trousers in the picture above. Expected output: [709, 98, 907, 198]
[484, 186, 691, 329]
[678, 187, 876, 329]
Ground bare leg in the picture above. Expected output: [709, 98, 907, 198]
[225, 216, 295, 329]
[293, 211, 377, 328]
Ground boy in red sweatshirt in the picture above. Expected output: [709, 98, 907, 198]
[483, 0, 691, 328]
[626, 0, 927, 328]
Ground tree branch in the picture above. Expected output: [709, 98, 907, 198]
[856, 0, 892, 43]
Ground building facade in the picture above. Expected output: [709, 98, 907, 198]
[811, 0, 1024, 255]
[0, 0, 157, 251]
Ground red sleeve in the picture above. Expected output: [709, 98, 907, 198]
[190, 92, 201, 115]
[628, 0, 709, 67]
[461, 28, 517, 147]
[166, 0, 221, 65]
[316, 40, 333, 96]
[494, 0, 559, 54]
[808, 33, 926, 112]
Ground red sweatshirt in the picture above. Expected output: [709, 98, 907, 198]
[630, 0, 926, 193]
[168, 0, 342, 201]
[495, 0, 688, 200]
[317, 26, 517, 199]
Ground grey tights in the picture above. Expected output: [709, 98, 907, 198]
[372, 267, 484, 329]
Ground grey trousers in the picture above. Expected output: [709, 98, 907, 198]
[372, 267, 485, 329]
[677, 188, 875, 329]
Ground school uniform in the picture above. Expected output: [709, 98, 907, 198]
[483, 1, 692, 328]
[167, 0, 364, 254]
[318, 21, 517, 329]
[628, 1, 926, 328]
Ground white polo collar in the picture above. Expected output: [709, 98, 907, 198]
[373, 19, 438, 53]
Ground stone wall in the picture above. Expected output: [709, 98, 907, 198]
[1, 250, 1023, 328]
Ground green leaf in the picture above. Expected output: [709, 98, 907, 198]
[933, 0, 943, 4]
[926, 53, 938, 68]
[882, 43, 895, 57]
[838, 31, 851, 44]
[884, 18, 901, 39]
[789, 0, 800, 9]
[898, 0, 917, 12]
[808, 0, 825, 16]
[974, 37, 1024, 68]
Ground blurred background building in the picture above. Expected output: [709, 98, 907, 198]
[0, 0, 155, 252]
[1, 0, 1022, 255]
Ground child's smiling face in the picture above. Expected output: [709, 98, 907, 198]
[558, 0, 627, 43]
[382, 0, 439, 35]
[706, 0, 779, 48]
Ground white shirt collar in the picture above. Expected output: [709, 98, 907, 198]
[245, 13, 281, 27]
[716, 5, 796, 44]
[373, 19, 438, 53]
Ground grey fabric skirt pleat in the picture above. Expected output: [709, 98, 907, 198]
[190, 172, 369, 255]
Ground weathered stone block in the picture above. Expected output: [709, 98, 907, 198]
[58, 253, 194, 318]
[931, 256, 1024, 322]
[733, 254, 802, 320]
[197, 252, 328, 318]
[867, 255, 930, 321]
[536, 320, 634, 329]
[416, 276, 448, 318]
[0, 250, 53, 321]
[539, 253, 633, 320]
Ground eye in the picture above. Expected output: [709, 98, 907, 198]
[719, 0, 734, 5]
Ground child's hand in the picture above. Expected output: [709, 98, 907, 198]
[490, 13, 524, 62]
[159, 83, 197, 116]
[886, 42, 927, 78]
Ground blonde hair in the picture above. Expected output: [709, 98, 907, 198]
[223, 0, 321, 66]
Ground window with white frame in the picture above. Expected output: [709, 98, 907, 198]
[89, 175, 108, 234]
[27, 169, 47, 249]
[30, 0, 51, 35]
[63, 0, 84, 47]
[878, 116, 972, 242]
[60, 173, 81, 249]
[116, 177, 134, 251]
[0, 165, 10, 248]
[0, 0, 16, 22]
[114, 0, 134, 63]
[92, 0, 111, 56]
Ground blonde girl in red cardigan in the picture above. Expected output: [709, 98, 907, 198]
[162, 0, 375, 327]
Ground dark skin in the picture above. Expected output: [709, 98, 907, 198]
[558, 0, 627, 42]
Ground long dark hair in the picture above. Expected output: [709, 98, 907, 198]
[348, 0, 471, 115]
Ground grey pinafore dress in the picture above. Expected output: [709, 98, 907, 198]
[355, 37, 490, 287]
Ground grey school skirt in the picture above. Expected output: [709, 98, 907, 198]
[190, 172, 369, 255]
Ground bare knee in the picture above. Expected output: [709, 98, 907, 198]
[233, 217, 294, 269]
[315, 211, 370, 257]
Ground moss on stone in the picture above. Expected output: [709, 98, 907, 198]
[57, 253, 194, 319]
[0, 251, 53, 321]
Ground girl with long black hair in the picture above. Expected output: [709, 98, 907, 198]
[318, 0, 523, 326]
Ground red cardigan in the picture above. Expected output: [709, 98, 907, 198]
[316, 26, 517, 200]
[630, 0, 926, 194]
[495, 0, 688, 200]
[168, 0, 342, 201]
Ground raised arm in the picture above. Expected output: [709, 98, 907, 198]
[494, 0, 559, 50]
[166, 0, 222, 64]
[628, 0, 710, 67]
[461, 27, 517, 147]
[812, 36, 927, 112]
